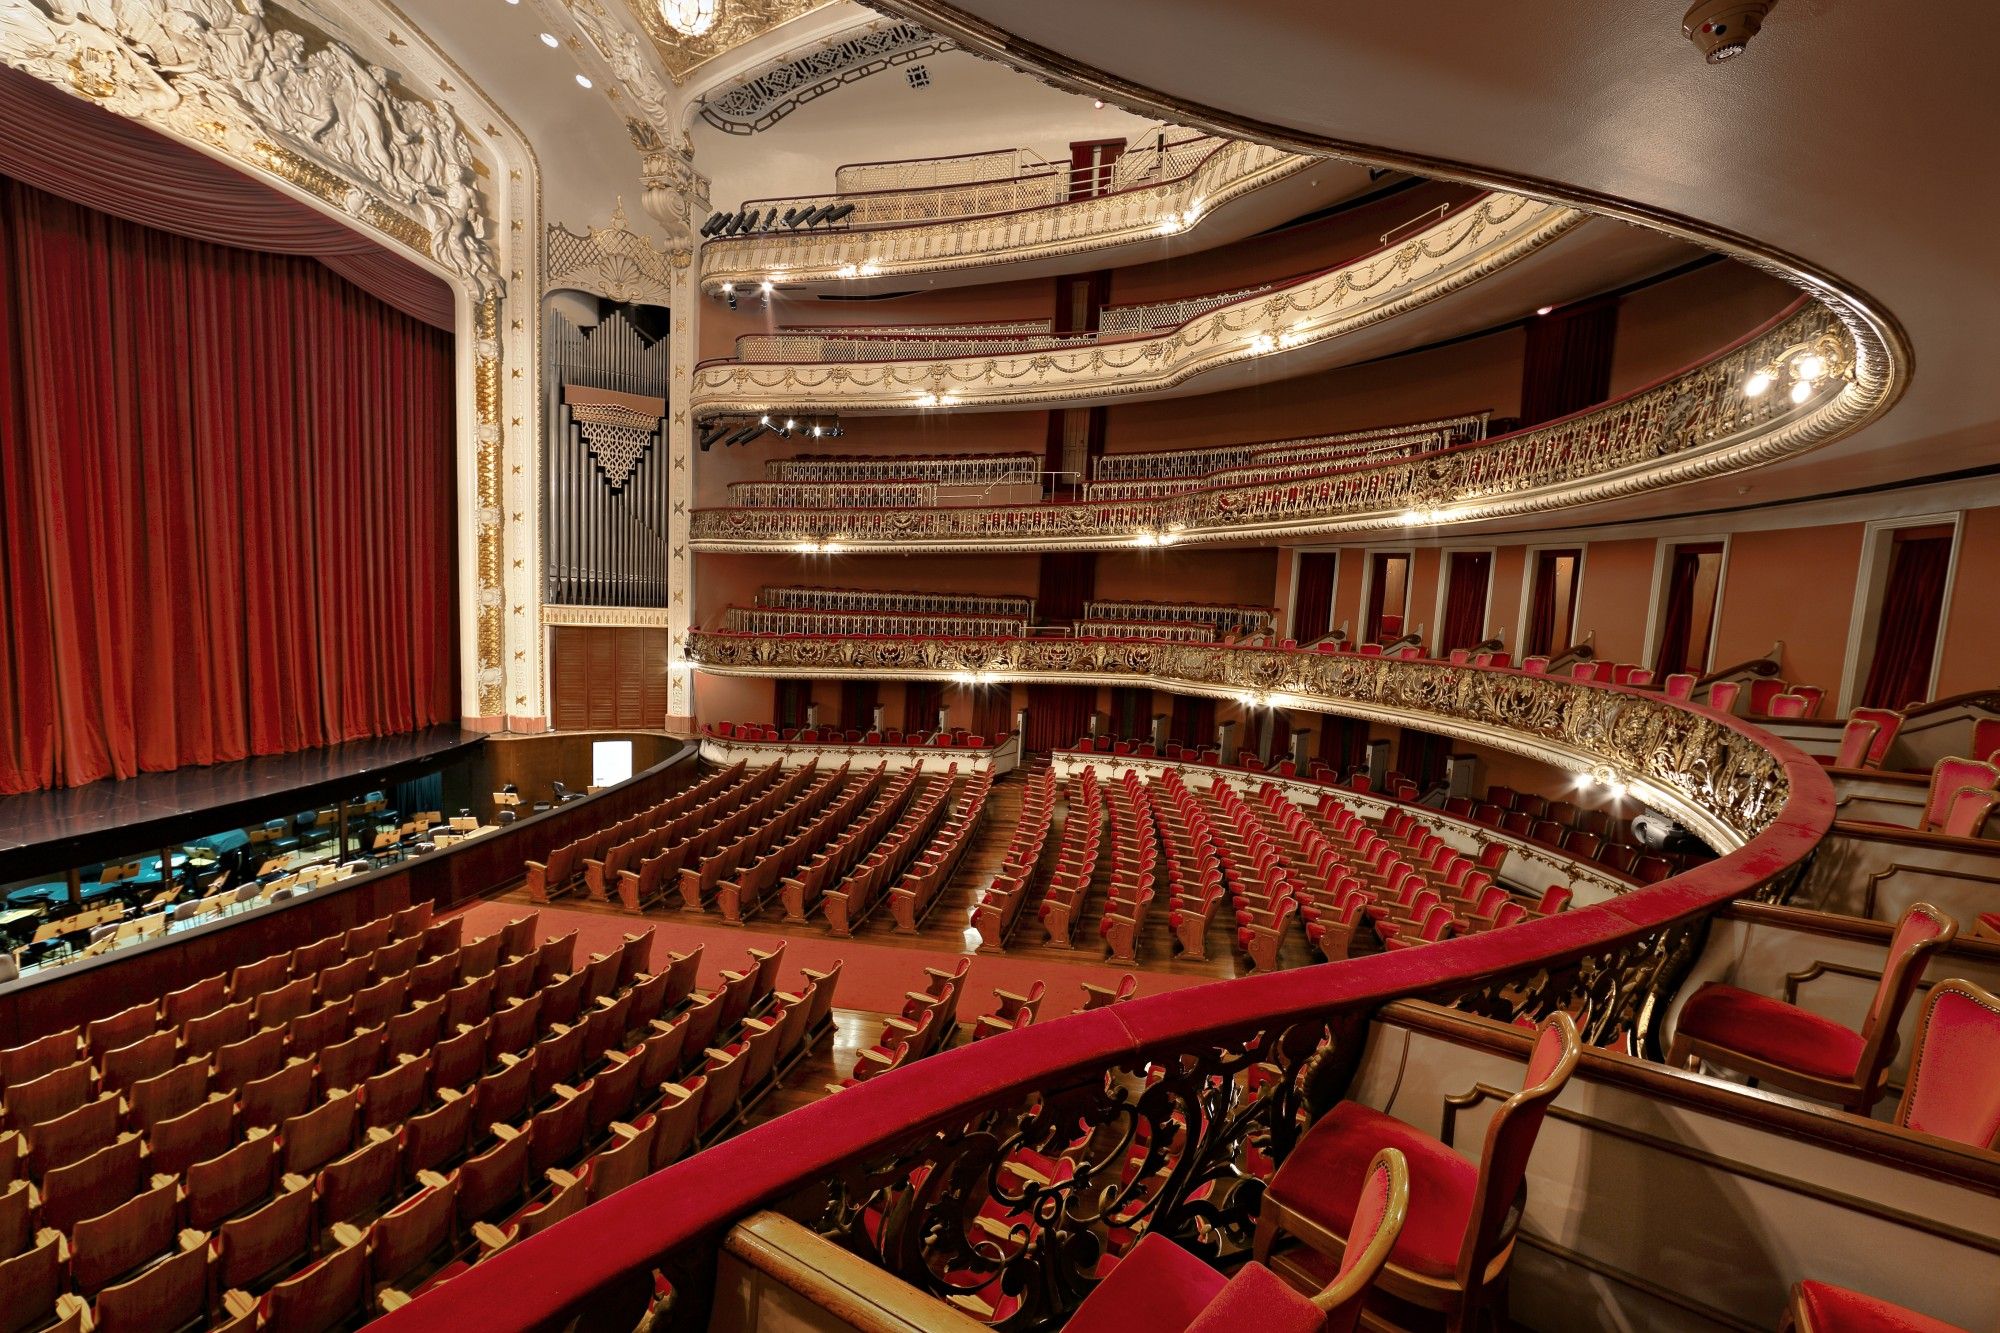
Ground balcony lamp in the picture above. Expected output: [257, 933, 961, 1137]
[1742, 330, 1851, 403]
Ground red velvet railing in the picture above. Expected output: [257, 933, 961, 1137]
[376, 679, 1834, 1332]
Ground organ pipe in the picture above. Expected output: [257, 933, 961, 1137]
[544, 307, 672, 607]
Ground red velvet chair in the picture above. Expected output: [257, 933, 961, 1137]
[1894, 978, 2000, 1149]
[1067, 1148, 1408, 1333]
[1782, 1280, 1970, 1333]
[1667, 902, 1957, 1113]
[1253, 1013, 1580, 1332]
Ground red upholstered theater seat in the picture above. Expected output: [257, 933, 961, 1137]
[1668, 902, 1956, 1113]
[1895, 978, 2000, 1149]
[1785, 1280, 1970, 1333]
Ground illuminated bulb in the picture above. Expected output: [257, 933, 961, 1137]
[760, 280, 774, 295]
[759, 414, 771, 425]
[1536, 305, 1554, 316]
[784, 419, 796, 431]
[1132, 532, 1159, 547]
[1743, 369, 1773, 398]
[820, 541, 844, 555]
[575, 74, 592, 88]
[1248, 333, 1276, 355]
[811, 426, 823, 437]
[1793, 352, 1827, 382]
[1157, 531, 1180, 546]
[1093, 99, 1104, 108]
[1789, 379, 1813, 404]
[720, 282, 734, 294]
[1400, 509, 1426, 525]
[538, 31, 559, 46]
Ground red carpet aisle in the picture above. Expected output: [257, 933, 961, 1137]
[444, 900, 1215, 1015]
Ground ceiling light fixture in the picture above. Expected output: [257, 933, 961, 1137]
[575, 74, 592, 88]
[538, 31, 558, 47]
[658, 0, 718, 37]
[1536, 305, 1555, 316]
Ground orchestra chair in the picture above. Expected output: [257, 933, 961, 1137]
[1066, 1148, 1408, 1333]
[1893, 978, 2000, 1150]
[1781, 1280, 1970, 1333]
[1667, 902, 1957, 1114]
[1253, 1012, 1581, 1332]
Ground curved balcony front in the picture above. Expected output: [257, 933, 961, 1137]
[376, 655, 1835, 1333]
[693, 193, 1605, 420]
[698, 138, 1370, 297]
[690, 299, 1869, 552]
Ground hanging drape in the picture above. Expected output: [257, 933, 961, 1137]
[1292, 553, 1338, 643]
[1108, 687, 1150, 740]
[1266, 710, 1292, 764]
[0, 67, 453, 329]
[838, 681, 880, 732]
[1439, 552, 1491, 653]
[1519, 298, 1617, 427]
[1035, 552, 1097, 624]
[1170, 693, 1216, 751]
[1525, 551, 1562, 656]
[1652, 548, 1704, 678]
[902, 680, 944, 734]
[774, 680, 813, 730]
[1860, 534, 1953, 710]
[1318, 716, 1367, 775]
[1365, 556, 1391, 643]
[1025, 684, 1095, 753]
[0, 175, 457, 795]
[970, 685, 1015, 741]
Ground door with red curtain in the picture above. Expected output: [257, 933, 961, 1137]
[1025, 684, 1096, 753]
[1860, 529, 1954, 709]
[1291, 552, 1338, 643]
[1439, 551, 1492, 653]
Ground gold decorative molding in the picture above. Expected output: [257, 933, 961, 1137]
[684, 634, 1790, 849]
[697, 135, 1312, 294]
[623, 0, 836, 83]
[691, 194, 1578, 418]
[546, 200, 686, 305]
[692, 301, 1856, 552]
[474, 294, 508, 717]
[541, 603, 673, 628]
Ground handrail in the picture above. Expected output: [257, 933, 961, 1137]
[690, 297, 1846, 551]
[1697, 645, 1785, 687]
[1544, 632, 1597, 672]
[375, 662, 1833, 1332]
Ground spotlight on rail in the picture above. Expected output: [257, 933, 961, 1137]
[1683, 0, 1772, 62]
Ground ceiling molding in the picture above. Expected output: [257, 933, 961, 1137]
[696, 19, 947, 133]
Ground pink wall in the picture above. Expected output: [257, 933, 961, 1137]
[1711, 525, 1864, 691]
[1936, 504, 2000, 698]
[1572, 539, 1657, 665]
[1606, 263, 1798, 396]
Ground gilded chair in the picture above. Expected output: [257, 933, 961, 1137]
[1067, 1148, 1408, 1333]
[1668, 902, 1957, 1113]
[1894, 978, 2000, 1150]
[1253, 1013, 1581, 1332]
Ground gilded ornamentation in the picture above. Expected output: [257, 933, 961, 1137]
[546, 200, 681, 305]
[475, 294, 507, 716]
[690, 303, 1855, 552]
[0, 0, 501, 296]
[697, 136, 1315, 295]
[623, 0, 835, 82]
[692, 194, 1578, 414]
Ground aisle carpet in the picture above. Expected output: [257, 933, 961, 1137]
[444, 900, 1219, 1016]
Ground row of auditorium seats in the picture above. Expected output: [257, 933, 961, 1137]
[968, 767, 1058, 951]
[0, 899, 846, 1333]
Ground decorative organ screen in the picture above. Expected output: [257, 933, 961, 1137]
[545, 306, 671, 606]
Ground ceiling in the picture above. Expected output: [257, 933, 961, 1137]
[860, 0, 2000, 527]
[624, 0, 837, 83]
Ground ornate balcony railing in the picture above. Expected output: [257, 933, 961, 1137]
[692, 194, 1580, 418]
[730, 329, 1106, 363]
[1074, 617, 1216, 642]
[759, 586, 1036, 617]
[699, 136, 1315, 295]
[1098, 278, 1278, 334]
[691, 300, 1862, 553]
[834, 144, 1052, 195]
[718, 607, 1031, 639]
[1081, 598, 1275, 635]
[765, 451, 1041, 486]
[726, 480, 938, 508]
[376, 655, 1832, 1333]
[1090, 413, 1490, 480]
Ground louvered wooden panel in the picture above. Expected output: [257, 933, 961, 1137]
[550, 627, 669, 730]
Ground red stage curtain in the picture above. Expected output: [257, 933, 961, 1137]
[1861, 533, 1953, 710]
[1520, 298, 1617, 427]
[1439, 551, 1492, 653]
[1036, 552, 1096, 624]
[838, 681, 879, 732]
[902, 680, 944, 734]
[1291, 553, 1337, 643]
[0, 174, 457, 794]
[0, 67, 452, 329]
[1025, 684, 1095, 753]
